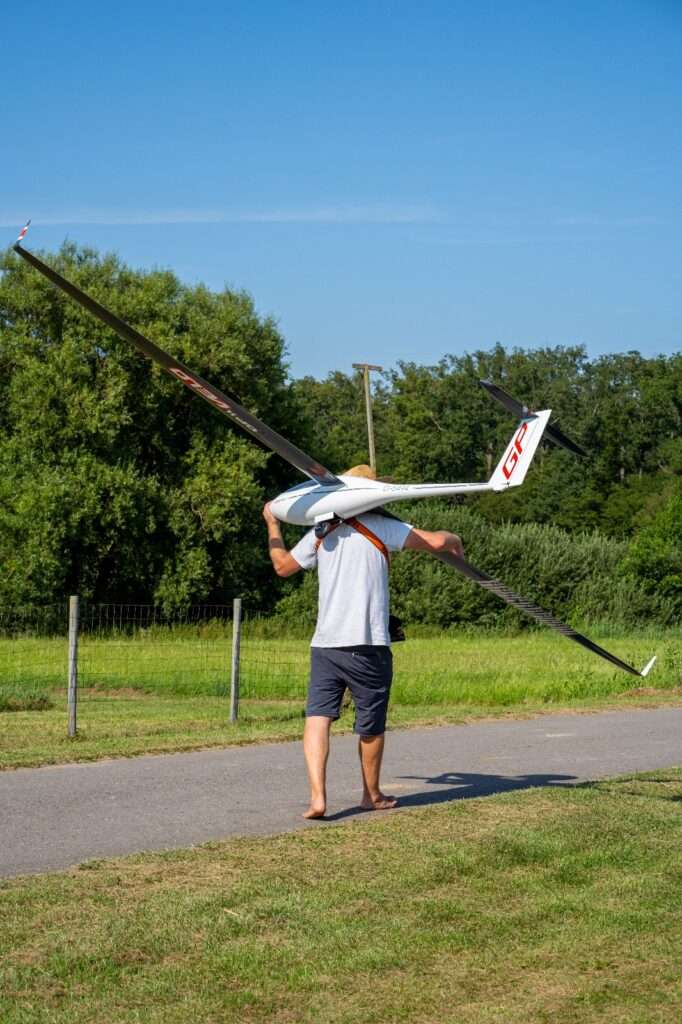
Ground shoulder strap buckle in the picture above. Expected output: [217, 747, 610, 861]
[314, 515, 390, 566]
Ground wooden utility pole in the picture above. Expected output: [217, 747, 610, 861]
[352, 363, 383, 472]
[67, 595, 79, 738]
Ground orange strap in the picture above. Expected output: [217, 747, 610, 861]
[314, 516, 390, 567]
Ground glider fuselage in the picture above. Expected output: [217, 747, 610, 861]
[269, 475, 493, 526]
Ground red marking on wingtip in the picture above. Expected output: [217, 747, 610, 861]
[16, 220, 31, 243]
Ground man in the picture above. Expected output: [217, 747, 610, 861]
[263, 474, 463, 819]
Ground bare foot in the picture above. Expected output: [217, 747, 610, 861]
[360, 793, 398, 811]
[303, 801, 326, 819]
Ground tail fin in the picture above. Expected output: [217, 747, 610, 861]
[489, 409, 552, 491]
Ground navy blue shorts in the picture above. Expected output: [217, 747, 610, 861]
[307, 646, 393, 736]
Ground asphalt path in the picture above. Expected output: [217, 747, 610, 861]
[1, 707, 681, 877]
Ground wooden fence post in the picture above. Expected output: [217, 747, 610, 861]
[230, 598, 242, 723]
[67, 595, 79, 738]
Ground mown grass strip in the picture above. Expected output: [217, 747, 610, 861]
[1, 767, 681, 1023]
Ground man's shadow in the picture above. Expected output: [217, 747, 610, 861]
[322, 769, 577, 821]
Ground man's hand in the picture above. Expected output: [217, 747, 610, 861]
[262, 501, 278, 526]
[440, 531, 465, 558]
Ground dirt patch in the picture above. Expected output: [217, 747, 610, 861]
[618, 687, 682, 698]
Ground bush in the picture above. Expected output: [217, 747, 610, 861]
[619, 490, 682, 619]
[274, 502, 673, 630]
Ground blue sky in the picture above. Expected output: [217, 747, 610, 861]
[2, 1, 680, 378]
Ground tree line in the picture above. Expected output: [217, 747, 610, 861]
[1, 243, 679, 622]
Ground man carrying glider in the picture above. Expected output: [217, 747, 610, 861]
[12, 225, 657, 790]
[264, 468, 464, 820]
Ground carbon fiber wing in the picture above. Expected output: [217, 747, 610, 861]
[375, 508, 651, 677]
[431, 548, 650, 677]
[13, 242, 342, 487]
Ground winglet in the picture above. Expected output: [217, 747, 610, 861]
[14, 220, 31, 248]
[640, 655, 657, 678]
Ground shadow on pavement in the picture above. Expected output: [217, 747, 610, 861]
[322, 770, 577, 822]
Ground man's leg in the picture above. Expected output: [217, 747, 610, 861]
[359, 733, 397, 810]
[303, 715, 333, 819]
[345, 646, 397, 811]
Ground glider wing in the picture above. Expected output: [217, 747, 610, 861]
[13, 239, 342, 487]
[376, 507, 653, 678]
[432, 547, 655, 677]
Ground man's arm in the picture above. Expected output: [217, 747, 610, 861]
[263, 503, 304, 577]
[404, 527, 464, 557]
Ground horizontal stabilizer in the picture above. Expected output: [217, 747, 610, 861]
[480, 379, 587, 458]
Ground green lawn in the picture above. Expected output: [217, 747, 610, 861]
[1, 628, 680, 769]
[2, 766, 681, 1023]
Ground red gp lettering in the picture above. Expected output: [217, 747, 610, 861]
[502, 422, 528, 479]
[169, 367, 194, 384]
[169, 367, 230, 410]
[168, 366, 259, 434]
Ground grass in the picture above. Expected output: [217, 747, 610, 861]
[2, 766, 682, 1022]
[1, 626, 679, 703]
[0, 628, 680, 769]
[0, 684, 54, 712]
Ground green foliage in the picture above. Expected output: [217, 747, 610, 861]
[620, 487, 682, 616]
[0, 243, 302, 610]
[284, 344, 679, 630]
[276, 502, 674, 629]
[298, 344, 681, 538]
[1, 241, 678, 620]
[290, 370, 383, 472]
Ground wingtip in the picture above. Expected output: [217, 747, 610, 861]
[640, 655, 657, 678]
[15, 219, 31, 247]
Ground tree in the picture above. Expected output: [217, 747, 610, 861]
[0, 242, 302, 609]
[291, 370, 386, 474]
[619, 487, 682, 617]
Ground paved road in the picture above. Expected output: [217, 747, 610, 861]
[1, 707, 680, 877]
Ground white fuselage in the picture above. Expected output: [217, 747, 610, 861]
[269, 475, 493, 526]
[269, 410, 553, 525]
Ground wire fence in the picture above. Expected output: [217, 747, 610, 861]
[0, 597, 486, 721]
[0, 599, 312, 709]
[77, 602, 237, 697]
[0, 603, 68, 691]
[5, 599, 672, 730]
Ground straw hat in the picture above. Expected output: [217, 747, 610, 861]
[342, 464, 377, 479]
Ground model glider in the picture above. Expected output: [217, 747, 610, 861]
[12, 225, 656, 679]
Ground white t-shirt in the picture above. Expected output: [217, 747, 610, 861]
[290, 514, 413, 647]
